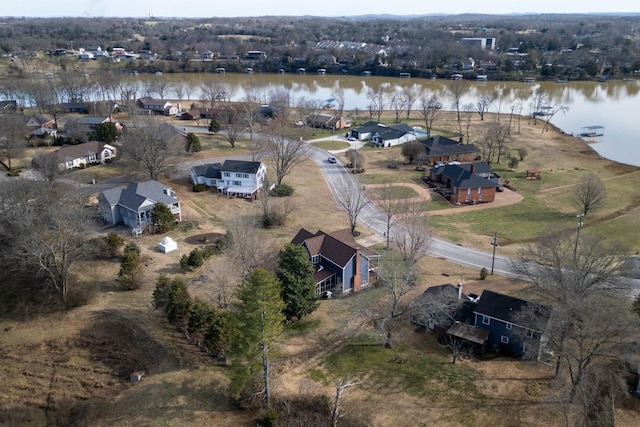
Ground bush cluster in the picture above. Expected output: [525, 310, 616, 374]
[192, 183, 208, 192]
[179, 239, 226, 271]
[269, 183, 294, 197]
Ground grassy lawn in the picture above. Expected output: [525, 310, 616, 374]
[321, 334, 481, 400]
[368, 185, 418, 199]
[311, 140, 350, 150]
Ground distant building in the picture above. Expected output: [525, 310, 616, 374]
[461, 37, 496, 50]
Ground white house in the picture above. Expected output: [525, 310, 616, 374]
[136, 97, 176, 115]
[51, 141, 116, 170]
[190, 160, 267, 199]
[98, 180, 182, 236]
[370, 124, 416, 147]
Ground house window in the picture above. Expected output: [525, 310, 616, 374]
[501, 336, 509, 344]
[311, 255, 320, 264]
[505, 323, 512, 330]
[526, 329, 534, 339]
[233, 181, 241, 186]
[223, 172, 231, 177]
[236, 173, 249, 179]
[482, 316, 490, 325]
[523, 343, 531, 353]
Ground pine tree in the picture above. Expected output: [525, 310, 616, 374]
[117, 242, 143, 290]
[185, 132, 202, 152]
[277, 244, 319, 321]
[231, 269, 285, 406]
[188, 298, 215, 348]
[166, 277, 192, 335]
[151, 202, 177, 234]
[204, 310, 235, 365]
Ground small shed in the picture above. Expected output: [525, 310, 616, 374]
[158, 236, 178, 253]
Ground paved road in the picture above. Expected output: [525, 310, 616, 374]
[307, 143, 514, 276]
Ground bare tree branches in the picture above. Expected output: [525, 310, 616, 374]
[330, 377, 362, 427]
[336, 176, 369, 236]
[264, 126, 310, 186]
[419, 95, 442, 137]
[573, 173, 607, 217]
[122, 119, 182, 179]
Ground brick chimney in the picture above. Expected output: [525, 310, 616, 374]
[470, 163, 475, 174]
[459, 135, 464, 144]
[352, 247, 362, 293]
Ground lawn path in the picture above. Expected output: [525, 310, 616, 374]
[539, 169, 640, 193]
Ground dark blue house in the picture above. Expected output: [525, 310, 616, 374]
[472, 290, 551, 359]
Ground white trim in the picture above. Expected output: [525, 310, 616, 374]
[501, 336, 509, 344]
[482, 315, 490, 325]
[505, 322, 512, 330]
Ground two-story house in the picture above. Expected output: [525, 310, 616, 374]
[98, 180, 181, 236]
[189, 160, 267, 199]
[291, 228, 380, 295]
[471, 290, 551, 360]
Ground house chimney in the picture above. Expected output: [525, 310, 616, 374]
[470, 164, 475, 174]
[457, 282, 463, 301]
[459, 135, 464, 144]
[353, 247, 362, 293]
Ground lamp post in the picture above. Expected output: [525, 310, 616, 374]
[574, 214, 585, 259]
[490, 231, 498, 275]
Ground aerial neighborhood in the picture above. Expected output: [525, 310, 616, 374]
[1, 11, 640, 427]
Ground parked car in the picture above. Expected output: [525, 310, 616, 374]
[496, 185, 504, 192]
[347, 136, 356, 141]
[327, 156, 337, 163]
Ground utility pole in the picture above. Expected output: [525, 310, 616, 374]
[574, 213, 585, 259]
[490, 231, 498, 275]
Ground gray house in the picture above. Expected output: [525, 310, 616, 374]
[98, 180, 181, 235]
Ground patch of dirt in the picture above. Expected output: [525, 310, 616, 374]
[184, 232, 226, 245]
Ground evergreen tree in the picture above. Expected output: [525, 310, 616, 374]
[188, 298, 215, 348]
[151, 202, 177, 234]
[92, 122, 118, 143]
[152, 274, 172, 310]
[166, 277, 192, 335]
[204, 310, 235, 365]
[117, 242, 143, 290]
[231, 269, 285, 406]
[208, 118, 221, 133]
[185, 132, 202, 152]
[277, 244, 319, 321]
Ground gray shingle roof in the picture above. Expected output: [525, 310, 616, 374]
[102, 180, 179, 211]
[475, 290, 551, 331]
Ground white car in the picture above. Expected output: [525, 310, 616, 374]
[347, 136, 356, 141]
[327, 156, 337, 163]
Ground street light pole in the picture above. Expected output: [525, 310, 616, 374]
[491, 231, 498, 275]
[574, 214, 585, 259]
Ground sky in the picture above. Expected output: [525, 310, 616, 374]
[2, 0, 640, 18]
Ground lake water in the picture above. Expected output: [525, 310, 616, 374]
[150, 74, 638, 166]
[30, 73, 640, 166]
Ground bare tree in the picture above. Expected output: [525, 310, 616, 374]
[373, 185, 403, 250]
[240, 87, 264, 144]
[511, 229, 631, 388]
[31, 151, 62, 182]
[541, 105, 569, 134]
[264, 126, 310, 186]
[216, 102, 246, 148]
[529, 89, 549, 126]
[336, 176, 369, 236]
[330, 377, 361, 427]
[419, 95, 442, 137]
[377, 250, 416, 318]
[389, 90, 406, 124]
[461, 103, 474, 144]
[476, 91, 497, 121]
[402, 85, 420, 120]
[367, 84, 387, 122]
[117, 79, 140, 118]
[122, 119, 182, 179]
[146, 76, 172, 100]
[573, 173, 607, 217]
[447, 79, 468, 137]
[332, 86, 346, 119]
[0, 114, 26, 170]
[201, 77, 227, 109]
[393, 201, 431, 273]
[227, 216, 273, 280]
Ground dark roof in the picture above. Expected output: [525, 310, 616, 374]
[191, 162, 223, 179]
[355, 121, 385, 134]
[420, 135, 477, 157]
[0, 100, 18, 111]
[76, 116, 108, 125]
[432, 163, 496, 189]
[291, 228, 379, 268]
[222, 160, 263, 174]
[52, 141, 112, 162]
[475, 290, 551, 332]
[101, 180, 179, 211]
[372, 127, 408, 141]
[390, 124, 414, 133]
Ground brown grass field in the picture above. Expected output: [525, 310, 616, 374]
[2, 111, 640, 426]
